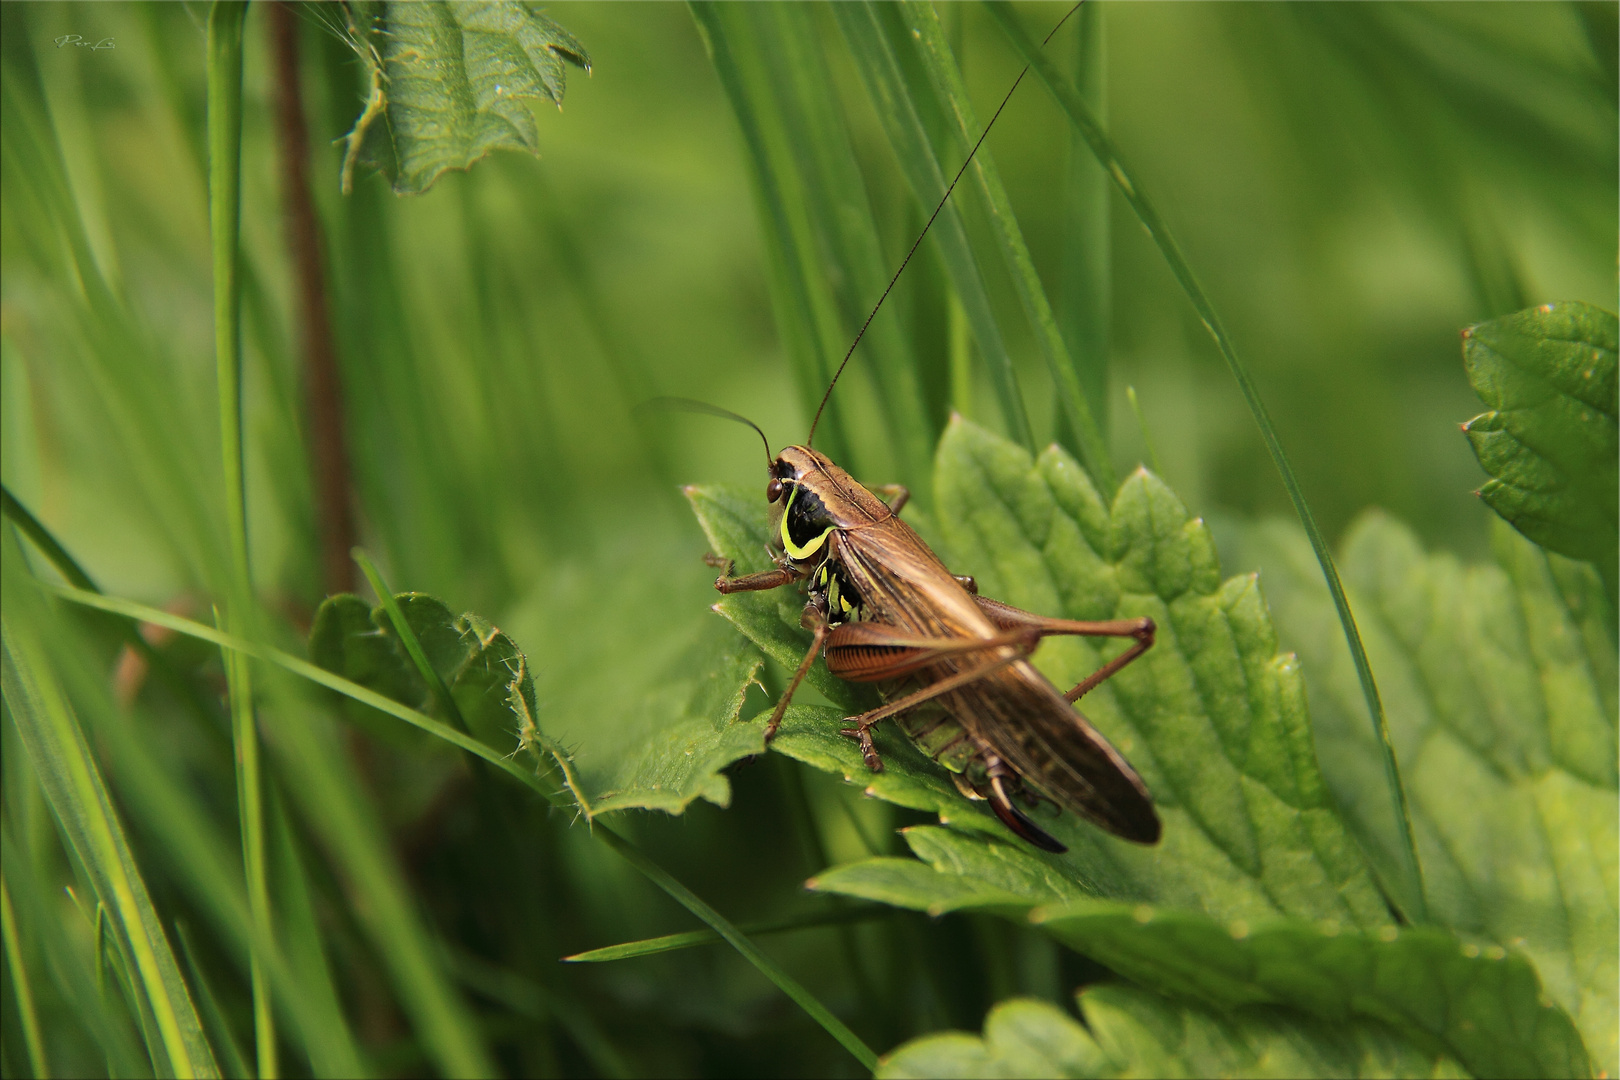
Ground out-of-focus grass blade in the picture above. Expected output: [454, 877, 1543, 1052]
[832, 2, 1035, 455]
[1059, 2, 1111, 455]
[46, 581, 880, 1073]
[353, 548, 469, 730]
[989, 2, 1428, 925]
[0, 622, 219, 1078]
[686, 1, 858, 468]
[563, 904, 888, 963]
[449, 949, 633, 1080]
[897, 1, 1112, 483]
[747, 3, 936, 481]
[207, 6, 274, 1073]
[175, 924, 250, 1080]
[1, 872, 50, 1078]
[249, 672, 495, 1079]
[266, 797, 367, 1079]
[0, 825, 148, 1079]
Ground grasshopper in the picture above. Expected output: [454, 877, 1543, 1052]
[683, 3, 1159, 851]
[701, 436, 1158, 851]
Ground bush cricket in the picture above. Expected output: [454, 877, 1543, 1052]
[674, 4, 1159, 851]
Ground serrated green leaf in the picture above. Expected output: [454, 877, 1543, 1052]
[1462, 301, 1618, 578]
[1229, 512, 1617, 1074]
[501, 530, 769, 817]
[1032, 901, 1585, 1079]
[879, 985, 1467, 1079]
[341, 0, 590, 195]
[812, 826, 1543, 1069]
[308, 590, 537, 751]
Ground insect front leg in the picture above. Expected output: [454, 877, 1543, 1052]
[704, 553, 800, 594]
[970, 595, 1156, 702]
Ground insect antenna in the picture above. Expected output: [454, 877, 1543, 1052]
[640, 396, 773, 467]
[807, 1, 1086, 448]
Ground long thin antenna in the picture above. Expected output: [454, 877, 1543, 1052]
[641, 397, 773, 467]
[808, 1, 1085, 448]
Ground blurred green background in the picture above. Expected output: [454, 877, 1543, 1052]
[1, 2, 1614, 1076]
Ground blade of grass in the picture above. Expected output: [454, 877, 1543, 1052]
[749, 3, 935, 480]
[1, 623, 219, 1078]
[44, 581, 880, 1072]
[353, 548, 468, 731]
[831, 2, 1035, 454]
[989, 2, 1428, 923]
[1060, 0, 1110, 450]
[1, 872, 50, 1079]
[686, 2, 857, 467]
[2, 484, 223, 728]
[0, 825, 147, 1079]
[897, 1, 1112, 482]
[447, 949, 633, 1080]
[208, 4, 275, 1071]
[564, 905, 889, 963]
[175, 925, 251, 1080]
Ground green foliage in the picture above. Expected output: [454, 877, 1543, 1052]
[341, 0, 590, 194]
[1462, 302, 1618, 588]
[1229, 513, 1618, 1076]
[1, 1, 1614, 1076]
[879, 989, 1467, 1079]
[310, 590, 539, 749]
[2, 559, 218, 1079]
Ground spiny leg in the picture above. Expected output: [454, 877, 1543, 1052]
[836, 631, 1038, 771]
[762, 605, 829, 742]
[971, 594, 1155, 703]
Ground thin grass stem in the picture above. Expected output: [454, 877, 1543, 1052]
[900, 1, 1112, 482]
[1, 874, 50, 1079]
[353, 548, 470, 732]
[989, 2, 1428, 923]
[208, 2, 276, 1067]
[563, 905, 889, 963]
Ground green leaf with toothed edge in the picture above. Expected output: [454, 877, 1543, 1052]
[309, 578, 766, 817]
[340, 0, 591, 196]
[1227, 511, 1617, 1076]
[1461, 302, 1617, 585]
[309, 591, 541, 753]
[878, 987, 1470, 1079]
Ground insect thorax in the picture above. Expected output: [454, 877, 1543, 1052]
[810, 557, 863, 626]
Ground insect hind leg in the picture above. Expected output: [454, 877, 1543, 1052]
[986, 766, 1066, 853]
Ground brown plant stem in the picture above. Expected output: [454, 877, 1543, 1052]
[270, 0, 355, 597]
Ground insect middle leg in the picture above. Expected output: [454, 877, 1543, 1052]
[971, 595, 1156, 703]
[822, 622, 1041, 771]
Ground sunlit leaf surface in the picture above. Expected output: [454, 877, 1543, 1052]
[1231, 513, 1618, 1075]
[879, 988, 1467, 1080]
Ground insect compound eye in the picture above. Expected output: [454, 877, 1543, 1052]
[766, 478, 785, 503]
